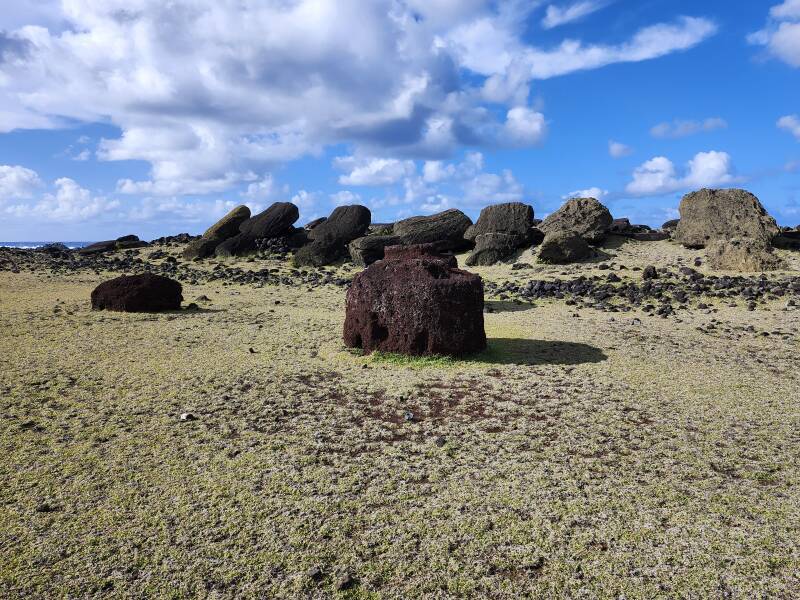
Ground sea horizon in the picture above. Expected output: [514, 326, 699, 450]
[0, 241, 93, 249]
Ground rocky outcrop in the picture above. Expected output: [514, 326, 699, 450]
[538, 197, 613, 244]
[91, 273, 182, 312]
[537, 232, 591, 264]
[183, 205, 251, 260]
[465, 233, 521, 266]
[393, 209, 472, 251]
[293, 205, 371, 267]
[216, 202, 299, 257]
[348, 235, 401, 266]
[707, 238, 784, 272]
[343, 244, 486, 356]
[674, 189, 780, 249]
[79, 235, 145, 255]
[464, 202, 534, 265]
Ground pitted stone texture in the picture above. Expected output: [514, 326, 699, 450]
[91, 273, 182, 312]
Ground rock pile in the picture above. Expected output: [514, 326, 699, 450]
[393, 209, 473, 252]
[79, 235, 148, 255]
[182, 205, 251, 260]
[464, 202, 537, 266]
[91, 273, 183, 312]
[343, 244, 486, 356]
[293, 205, 371, 267]
[216, 202, 299, 257]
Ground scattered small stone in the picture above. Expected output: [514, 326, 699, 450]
[335, 573, 357, 591]
[306, 566, 324, 584]
[179, 412, 196, 421]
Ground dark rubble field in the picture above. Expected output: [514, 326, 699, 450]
[1, 240, 800, 598]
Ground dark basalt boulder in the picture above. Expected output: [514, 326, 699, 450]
[294, 205, 371, 267]
[674, 189, 780, 249]
[91, 273, 182, 312]
[183, 205, 251, 260]
[537, 232, 591, 264]
[304, 217, 327, 231]
[538, 197, 613, 244]
[465, 233, 521, 266]
[662, 219, 680, 231]
[348, 234, 402, 266]
[393, 209, 473, 251]
[216, 202, 299, 257]
[343, 244, 486, 356]
[79, 235, 142, 256]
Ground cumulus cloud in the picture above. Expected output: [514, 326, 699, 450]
[650, 117, 728, 139]
[241, 174, 289, 203]
[5, 177, 119, 221]
[778, 114, 800, 139]
[625, 151, 740, 196]
[0, 164, 43, 200]
[608, 140, 633, 158]
[335, 156, 416, 186]
[749, 1, 800, 67]
[330, 190, 362, 206]
[542, 1, 610, 30]
[563, 186, 608, 199]
[0, 2, 718, 198]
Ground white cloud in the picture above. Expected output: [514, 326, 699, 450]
[0, 165, 43, 200]
[542, 1, 609, 30]
[330, 190, 362, 206]
[72, 149, 91, 161]
[290, 190, 320, 221]
[462, 169, 524, 205]
[241, 174, 289, 202]
[5, 177, 119, 221]
[625, 151, 739, 197]
[0, 2, 718, 198]
[563, 186, 608, 199]
[608, 140, 632, 158]
[335, 156, 416, 186]
[650, 117, 728, 139]
[778, 114, 800, 139]
[749, 2, 800, 67]
[502, 106, 547, 146]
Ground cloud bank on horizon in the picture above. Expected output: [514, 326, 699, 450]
[0, 0, 797, 239]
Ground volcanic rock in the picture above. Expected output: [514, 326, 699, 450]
[538, 197, 613, 244]
[293, 205, 371, 267]
[464, 202, 535, 265]
[348, 234, 401, 266]
[465, 233, 522, 266]
[674, 189, 780, 249]
[91, 273, 183, 312]
[343, 244, 486, 356]
[393, 209, 473, 251]
[216, 202, 299, 257]
[537, 232, 591, 264]
[707, 238, 785, 272]
[79, 235, 142, 256]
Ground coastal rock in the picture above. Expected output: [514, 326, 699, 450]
[465, 233, 521, 266]
[707, 238, 785, 272]
[91, 273, 182, 312]
[294, 205, 371, 267]
[537, 231, 591, 264]
[393, 209, 473, 251]
[79, 235, 142, 256]
[204, 205, 251, 241]
[538, 197, 613, 244]
[343, 244, 486, 356]
[348, 234, 401, 266]
[674, 189, 780, 249]
[216, 202, 299, 257]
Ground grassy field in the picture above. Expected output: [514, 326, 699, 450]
[1, 244, 799, 598]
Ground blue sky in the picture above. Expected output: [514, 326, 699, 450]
[0, 0, 798, 241]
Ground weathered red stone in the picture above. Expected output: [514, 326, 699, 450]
[91, 273, 183, 312]
[343, 244, 486, 356]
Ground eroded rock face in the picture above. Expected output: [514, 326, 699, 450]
[91, 273, 182, 312]
[674, 189, 780, 249]
[293, 205, 371, 267]
[464, 202, 534, 265]
[707, 238, 784, 272]
[393, 209, 473, 251]
[348, 234, 401, 266]
[183, 205, 251, 260]
[216, 202, 299, 257]
[343, 244, 486, 356]
[538, 197, 613, 244]
[537, 232, 590, 264]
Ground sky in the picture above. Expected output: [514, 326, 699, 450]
[0, 0, 798, 241]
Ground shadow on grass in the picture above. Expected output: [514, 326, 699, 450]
[368, 338, 607, 368]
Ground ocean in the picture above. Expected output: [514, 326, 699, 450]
[0, 242, 93, 249]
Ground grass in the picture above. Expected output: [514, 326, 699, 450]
[2, 246, 800, 598]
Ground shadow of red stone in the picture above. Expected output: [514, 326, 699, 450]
[469, 338, 607, 366]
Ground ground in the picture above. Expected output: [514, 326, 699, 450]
[1, 240, 799, 598]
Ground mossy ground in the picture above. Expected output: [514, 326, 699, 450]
[1, 241, 799, 598]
